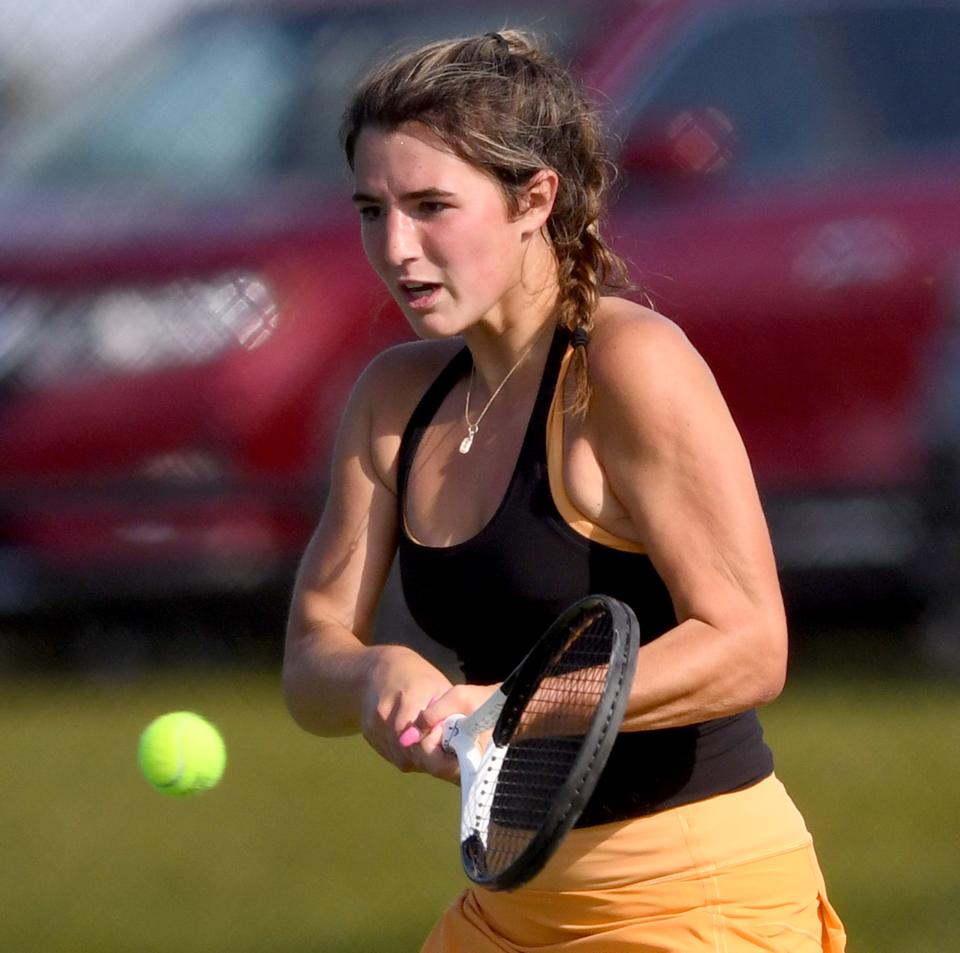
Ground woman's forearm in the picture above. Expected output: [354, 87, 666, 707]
[282, 619, 377, 736]
[620, 614, 787, 732]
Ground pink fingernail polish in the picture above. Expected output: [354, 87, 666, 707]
[398, 725, 421, 747]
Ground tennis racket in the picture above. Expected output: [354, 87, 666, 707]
[440, 593, 640, 891]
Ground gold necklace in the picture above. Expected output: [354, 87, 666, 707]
[459, 341, 537, 454]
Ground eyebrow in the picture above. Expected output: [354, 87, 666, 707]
[350, 188, 456, 204]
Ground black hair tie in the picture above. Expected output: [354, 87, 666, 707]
[485, 32, 510, 51]
[571, 327, 591, 349]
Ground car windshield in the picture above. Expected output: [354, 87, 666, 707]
[625, 2, 960, 184]
[0, 3, 588, 194]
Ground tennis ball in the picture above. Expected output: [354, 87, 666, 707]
[138, 711, 226, 797]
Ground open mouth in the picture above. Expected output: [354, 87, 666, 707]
[399, 281, 442, 309]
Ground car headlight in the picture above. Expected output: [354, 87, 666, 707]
[0, 271, 279, 388]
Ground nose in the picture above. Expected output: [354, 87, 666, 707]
[383, 208, 420, 268]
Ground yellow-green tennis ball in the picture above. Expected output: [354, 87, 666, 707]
[138, 711, 226, 797]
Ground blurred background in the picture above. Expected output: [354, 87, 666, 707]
[0, 1, 958, 951]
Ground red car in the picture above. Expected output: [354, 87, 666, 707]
[1, 0, 959, 654]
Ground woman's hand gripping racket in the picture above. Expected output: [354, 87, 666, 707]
[440, 594, 640, 891]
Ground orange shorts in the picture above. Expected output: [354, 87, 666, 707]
[421, 775, 846, 953]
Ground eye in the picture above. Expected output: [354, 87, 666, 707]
[357, 205, 382, 222]
[418, 201, 449, 216]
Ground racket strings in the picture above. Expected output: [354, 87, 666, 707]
[468, 607, 619, 878]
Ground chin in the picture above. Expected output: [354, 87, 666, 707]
[406, 311, 471, 341]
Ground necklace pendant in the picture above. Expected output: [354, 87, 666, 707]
[459, 432, 475, 454]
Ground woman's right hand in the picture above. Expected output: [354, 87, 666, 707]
[399, 683, 502, 784]
[359, 644, 454, 773]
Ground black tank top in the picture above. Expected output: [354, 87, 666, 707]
[397, 327, 773, 825]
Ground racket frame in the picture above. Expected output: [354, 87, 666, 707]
[441, 594, 640, 890]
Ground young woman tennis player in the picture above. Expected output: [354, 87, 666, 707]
[282, 30, 847, 952]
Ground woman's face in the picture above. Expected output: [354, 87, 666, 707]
[351, 122, 531, 339]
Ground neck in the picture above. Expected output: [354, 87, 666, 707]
[461, 227, 560, 388]
[463, 314, 556, 395]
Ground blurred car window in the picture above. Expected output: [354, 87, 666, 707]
[833, 6, 960, 154]
[623, 3, 960, 186]
[0, 2, 588, 193]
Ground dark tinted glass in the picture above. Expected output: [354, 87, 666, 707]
[833, 6, 960, 151]
[626, 2, 960, 183]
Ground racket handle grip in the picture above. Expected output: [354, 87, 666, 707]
[442, 713, 486, 799]
[440, 714, 466, 753]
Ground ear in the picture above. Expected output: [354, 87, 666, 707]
[515, 168, 559, 236]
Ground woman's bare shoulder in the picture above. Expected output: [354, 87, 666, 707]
[589, 297, 711, 392]
[354, 337, 465, 424]
[363, 336, 464, 380]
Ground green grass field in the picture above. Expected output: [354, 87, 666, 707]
[1, 659, 957, 953]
